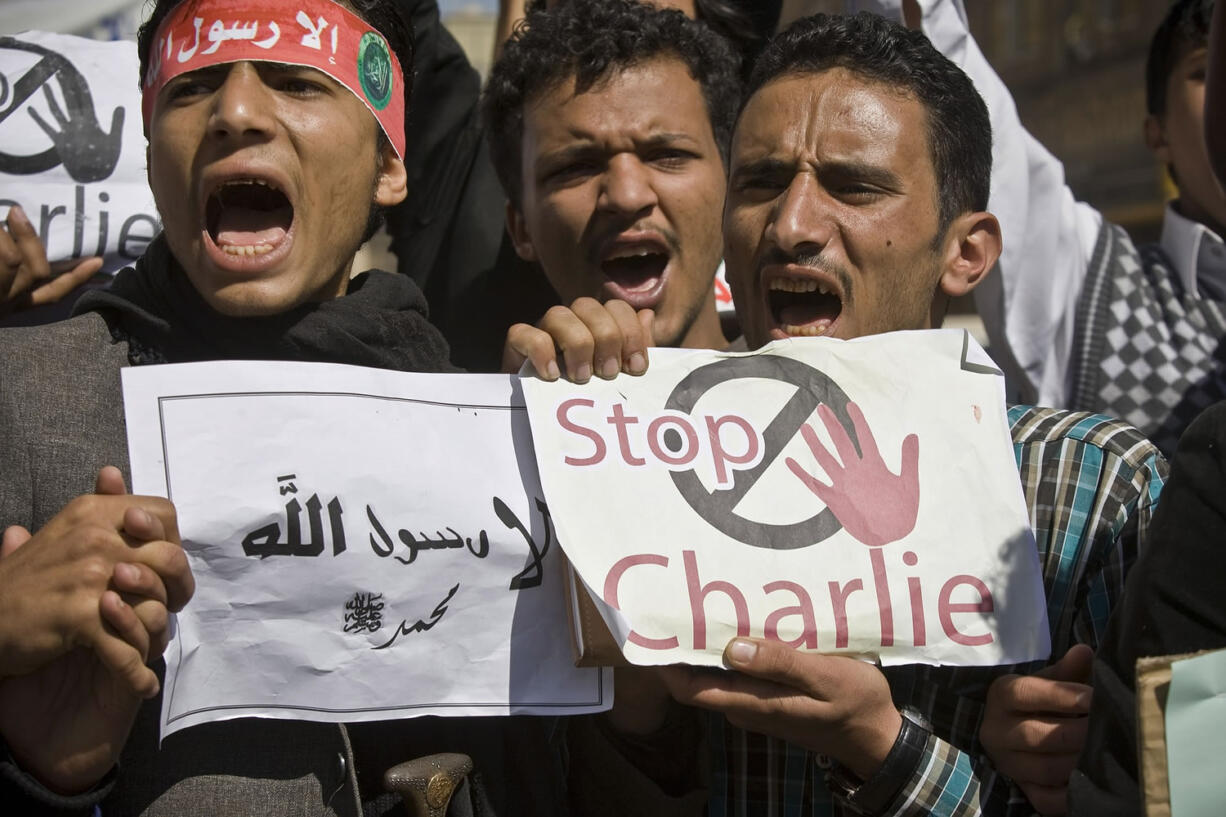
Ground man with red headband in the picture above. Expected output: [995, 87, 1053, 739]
[0, 2, 567, 815]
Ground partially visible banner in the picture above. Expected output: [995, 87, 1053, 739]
[0, 31, 159, 273]
[522, 330, 1051, 668]
[123, 362, 610, 739]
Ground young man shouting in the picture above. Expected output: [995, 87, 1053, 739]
[0, 2, 565, 815]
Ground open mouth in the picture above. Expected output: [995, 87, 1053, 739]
[768, 277, 842, 336]
[602, 249, 669, 293]
[596, 236, 672, 307]
[205, 179, 293, 258]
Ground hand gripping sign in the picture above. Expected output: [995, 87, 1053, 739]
[141, 0, 406, 158]
[521, 330, 1051, 667]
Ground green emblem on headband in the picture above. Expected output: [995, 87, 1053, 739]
[357, 31, 394, 111]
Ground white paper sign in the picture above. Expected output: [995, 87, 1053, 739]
[522, 330, 1051, 667]
[0, 32, 160, 273]
[123, 362, 611, 738]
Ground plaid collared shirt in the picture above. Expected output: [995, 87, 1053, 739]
[709, 406, 1167, 817]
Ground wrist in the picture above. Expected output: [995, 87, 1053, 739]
[0, 733, 116, 812]
[827, 710, 930, 815]
[842, 706, 904, 781]
[9, 744, 111, 796]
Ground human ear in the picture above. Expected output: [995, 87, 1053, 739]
[505, 200, 538, 262]
[937, 211, 1001, 299]
[373, 143, 408, 207]
[1144, 114, 1172, 164]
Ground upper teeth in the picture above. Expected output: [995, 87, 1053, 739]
[607, 249, 659, 261]
[770, 279, 831, 295]
[220, 178, 280, 192]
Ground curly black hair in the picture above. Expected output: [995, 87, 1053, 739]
[136, 0, 415, 113]
[745, 12, 991, 235]
[1146, 0, 1214, 116]
[483, 0, 742, 207]
[524, 0, 779, 79]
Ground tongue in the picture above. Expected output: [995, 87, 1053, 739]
[603, 255, 664, 291]
[215, 206, 290, 247]
[780, 302, 828, 327]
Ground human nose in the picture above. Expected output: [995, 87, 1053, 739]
[766, 174, 833, 256]
[597, 154, 658, 217]
[208, 63, 275, 142]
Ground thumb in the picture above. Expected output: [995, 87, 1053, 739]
[637, 307, 656, 348]
[95, 465, 128, 496]
[1, 525, 32, 557]
[723, 637, 813, 690]
[1037, 643, 1094, 684]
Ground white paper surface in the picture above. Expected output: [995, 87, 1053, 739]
[0, 32, 160, 273]
[522, 330, 1051, 667]
[122, 362, 611, 738]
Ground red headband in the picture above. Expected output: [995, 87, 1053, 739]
[141, 0, 406, 158]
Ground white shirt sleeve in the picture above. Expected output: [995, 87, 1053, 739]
[844, 0, 1102, 407]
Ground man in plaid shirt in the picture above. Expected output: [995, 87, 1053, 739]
[518, 10, 1168, 817]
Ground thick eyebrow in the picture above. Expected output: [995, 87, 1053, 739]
[536, 142, 603, 171]
[637, 132, 703, 149]
[730, 156, 794, 185]
[818, 160, 903, 190]
[535, 130, 705, 175]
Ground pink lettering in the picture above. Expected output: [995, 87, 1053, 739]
[938, 574, 995, 646]
[904, 551, 925, 646]
[607, 404, 645, 466]
[604, 554, 678, 649]
[646, 415, 699, 466]
[558, 398, 606, 466]
[706, 414, 760, 488]
[684, 549, 749, 650]
[827, 578, 864, 649]
[870, 547, 894, 647]
[763, 580, 818, 649]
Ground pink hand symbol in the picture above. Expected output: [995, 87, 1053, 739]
[785, 402, 920, 548]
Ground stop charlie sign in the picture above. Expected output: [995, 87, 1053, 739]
[520, 330, 1050, 668]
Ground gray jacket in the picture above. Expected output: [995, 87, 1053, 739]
[0, 314, 393, 816]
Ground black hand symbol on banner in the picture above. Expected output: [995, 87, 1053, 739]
[0, 37, 124, 183]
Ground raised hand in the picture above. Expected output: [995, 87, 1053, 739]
[785, 402, 920, 548]
[503, 297, 653, 382]
[1, 205, 103, 316]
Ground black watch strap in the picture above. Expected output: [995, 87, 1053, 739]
[825, 711, 930, 815]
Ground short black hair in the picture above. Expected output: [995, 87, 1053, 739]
[523, 0, 778, 80]
[137, 0, 415, 113]
[744, 12, 992, 234]
[691, 0, 779, 77]
[1146, 0, 1214, 117]
[483, 0, 742, 207]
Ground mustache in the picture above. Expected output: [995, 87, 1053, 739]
[758, 248, 854, 301]
[584, 220, 682, 266]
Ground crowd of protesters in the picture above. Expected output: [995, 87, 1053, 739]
[1, 0, 1223, 815]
